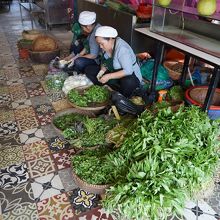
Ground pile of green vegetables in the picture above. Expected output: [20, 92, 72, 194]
[72, 146, 115, 185]
[168, 85, 184, 101]
[45, 72, 68, 91]
[68, 85, 109, 107]
[53, 113, 116, 148]
[71, 106, 220, 219]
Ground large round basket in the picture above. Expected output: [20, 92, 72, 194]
[52, 108, 95, 137]
[163, 61, 183, 80]
[29, 49, 60, 64]
[22, 30, 42, 41]
[68, 88, 109, 112]
[185, 86, 220, 120]
[72, 169, 111, 194]
[32, 35, 58, 52]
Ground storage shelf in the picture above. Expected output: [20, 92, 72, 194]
[135, 27, 220, 66]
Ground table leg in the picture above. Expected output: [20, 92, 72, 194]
[180, 54, 190, 87]
[150, 42, 165, 94]
[202, 67, 220, 112]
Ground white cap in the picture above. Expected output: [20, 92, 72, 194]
[95, 26, 118, 38]
[78, 11, 96, 25]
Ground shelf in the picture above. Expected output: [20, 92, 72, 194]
[19, 2, 44, 13]
[135, 27, 220, 66]
[152, 3, 220, 21]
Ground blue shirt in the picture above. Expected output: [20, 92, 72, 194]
[104, 37, 142, 82]
[87, 23, 101, 59]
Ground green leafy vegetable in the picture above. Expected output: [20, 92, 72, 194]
[168, 85, 184, 101]
[67, 85, 109, 107]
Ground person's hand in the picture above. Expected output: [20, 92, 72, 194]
[96, 70, 105, 80]
[99, 74, 111, 84]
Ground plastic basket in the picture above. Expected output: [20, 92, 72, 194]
[185, 86, 220, 120]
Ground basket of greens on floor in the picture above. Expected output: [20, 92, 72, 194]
[70, 118, 136, 194]
[67, 85, 110, 111]
[53, 110, 117, 149]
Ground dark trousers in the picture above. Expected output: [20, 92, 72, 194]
[84, 64, 140, 98]
[68, 42, 97, 74]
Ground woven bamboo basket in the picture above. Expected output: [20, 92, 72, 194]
[72, 169, 111, 194]
[22, 30, 42, 41]
[68, 88, 109, 112]
[163, 61, 183, 80]
[32, 35, 58, 52]
[29, 49, 60, 64]
[52, 108, 95, 136]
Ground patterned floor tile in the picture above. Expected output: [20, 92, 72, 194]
[48, 136, 70, 152]
[22, 76, 44, 84]
[0, 55, 15, 67]
[37, 193, 74, 219]
[0, 133, 21, 145]
[0, 163, 29, 189]
[14, 106, 39, 130]
[0, 181, 34, 214]
[6, 78, 23, 86]
[0, 145, 24, 169]
[41, 124, 58, 140]
[37, 112, 56, 126]
[32, 64, 48, 76]
[0, 94, 11, 107]
[35, 103, 55, 115]
[19, 128, 44, 144]
[9, 84, 28, 101]
[206, 184, 220, 216]
[30, 96, 51, 109]
[27, 155, 56, 179]
[0, 86, 9, 94]
[0, 140, 21, 151]
[52, 99, 72, 112]
[26, 82, 46, 97]
[53, 149, 76, 170]
[19, 66, 35, 77]
[3, 67, 20, 81]
[58, 168, 78, 192]
[31, 173, 65, 202]
[23, 140, 50, 161]
[11, 98, 32, 109]
[0, 121, 18, 137]
[0, 109, 14, 123]
[76, 207, 115, 220]
[2, 203, 38, 220]
[68, 188, 101, 215]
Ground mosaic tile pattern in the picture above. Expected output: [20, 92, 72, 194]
[31, 173, 65, 202]
[0, 163, 29, 189]
[11, 99, 32, 109]
[0, 181, 34, 213]
[0, 146, 24, 169]
[37, 193, 74, 219]
[68, 188, 101, 215]
[2, 203, 38, 220]
[0, 109, 15, 123]
[19, 128, 44, 144]
[26, 155, 56, 179]
[22, 140, 50, 161]
[53, 148, 76, 170]
[0, 121, 18, 137]
[48, 136, 70, 152]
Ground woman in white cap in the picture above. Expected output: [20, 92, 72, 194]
[64, 11, 101, 74]
[84, 26, 142, 98]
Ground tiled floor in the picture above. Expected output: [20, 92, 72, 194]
[0, 1, 220, 220]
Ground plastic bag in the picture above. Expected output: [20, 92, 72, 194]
[45, 71, 68, 91]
